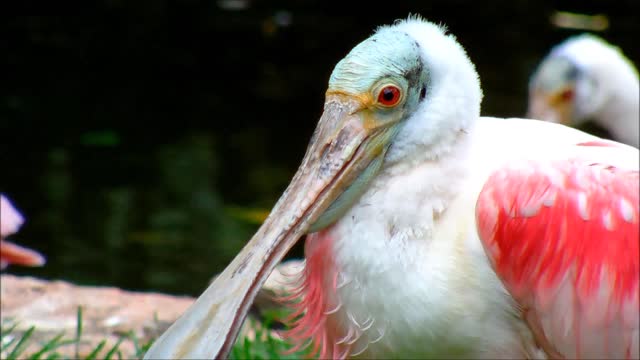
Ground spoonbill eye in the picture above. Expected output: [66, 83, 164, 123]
[560, 88, 574, 102]
[377, 85, 402, 107]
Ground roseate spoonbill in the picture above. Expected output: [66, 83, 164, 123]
[1, 194, 46, 269]
[144, 17, 639, 359]
[527, 34, 639, 148]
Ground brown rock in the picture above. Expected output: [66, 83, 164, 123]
[1, 274, 194, 359]
[0, 261, 304, 359]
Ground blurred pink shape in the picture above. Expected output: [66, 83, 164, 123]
[1, 194, 25, 237]
[1, 194, 46, 269]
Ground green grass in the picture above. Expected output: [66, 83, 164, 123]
[229, 310, 310, 360]
[0, 307, 150, 360]
[1, 307, 310, 360]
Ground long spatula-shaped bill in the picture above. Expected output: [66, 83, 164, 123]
[143, 94, 396, 359]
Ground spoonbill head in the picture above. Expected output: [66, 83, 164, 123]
[527, 34, 639, 148]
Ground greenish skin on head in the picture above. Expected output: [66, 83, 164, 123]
[329, 28, 428, 112]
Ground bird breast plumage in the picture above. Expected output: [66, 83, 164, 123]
[284, 118, 584, 358]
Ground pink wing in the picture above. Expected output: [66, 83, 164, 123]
[476, 142, 639, 359]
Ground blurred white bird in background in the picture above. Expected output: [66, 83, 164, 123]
[527, 34, 639, 148]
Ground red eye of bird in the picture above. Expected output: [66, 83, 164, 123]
[377, 85, 402, 107]
[559, 88, 574, 102]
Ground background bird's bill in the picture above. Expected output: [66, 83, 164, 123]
[143, 93, 397, 359]
[527, 87, 575, 125]
[0, 240, 46, 269]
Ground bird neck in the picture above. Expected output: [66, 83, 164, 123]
[588, 61, 639, 148]
[382, 125, 474, 175]
[292, 125, 527, 358]
[336, 126, 475, 267]
[594, 90, 639, 148]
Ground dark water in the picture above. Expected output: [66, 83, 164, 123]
[3, 1, 639, 296]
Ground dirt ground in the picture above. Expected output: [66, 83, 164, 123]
[0, 260, 302, 359]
